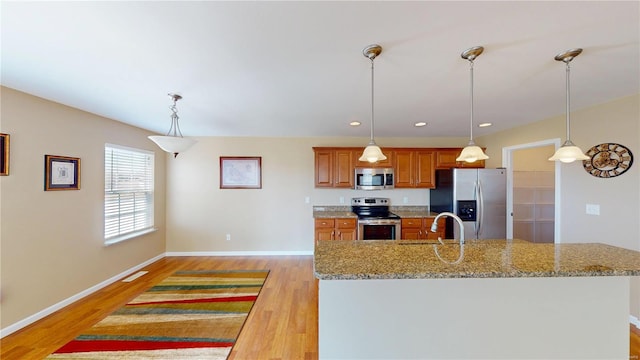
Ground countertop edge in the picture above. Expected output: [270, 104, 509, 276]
[313, 270, 640, 280]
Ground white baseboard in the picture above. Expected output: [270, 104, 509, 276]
[0, 253, 165, 338]
[165, 250, 313, 256]
[631, 315, 640, 329]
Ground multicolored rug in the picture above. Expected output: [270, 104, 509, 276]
[46, 269, 269, 359]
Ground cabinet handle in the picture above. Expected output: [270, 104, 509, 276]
[331, 230, 335, 240]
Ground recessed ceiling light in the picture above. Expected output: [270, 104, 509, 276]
[478, 122, 492, 128]
[350, 121, 361, 126]
[414, 122, 427, 127]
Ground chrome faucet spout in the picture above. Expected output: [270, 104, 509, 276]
[431, 212, 465, 245]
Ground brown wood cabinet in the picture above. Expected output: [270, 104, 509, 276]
[313, 148, 356, 188]
[314, 218, 357, 241]
[401, 217, 445, 240]
[393, 149, 435, 188]
[435, 148, 486, 169]
[313, 147, 484, 188]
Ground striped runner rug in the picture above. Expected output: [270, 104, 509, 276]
[46, 269, 269, 359]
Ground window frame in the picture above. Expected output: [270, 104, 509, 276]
[104, 143, 156, 245]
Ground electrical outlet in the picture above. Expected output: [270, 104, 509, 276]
[586, 204, 600, 216]
[305, 196, 310, 204]
[226, 234, 231, 241]
[339, 196, 345, 204]
[403, 197, 408, 204]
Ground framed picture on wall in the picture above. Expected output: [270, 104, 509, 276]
[220, 156, 262, 189]
[45, 155, 81, 190]
[0, 133, 8, 176]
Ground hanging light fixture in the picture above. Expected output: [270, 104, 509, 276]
[148, 93, 197, 158]
[456, 46, 489, 163]
[548, 48, 589, 163]
[359, 44, 387, 163]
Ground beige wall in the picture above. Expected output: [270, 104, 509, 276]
[478, 93, 640, 321]
[165, 136, 467, 253]
[0, 87, 167, 329]
[513, 146, 555, 172]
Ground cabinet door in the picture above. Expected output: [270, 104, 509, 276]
[436, 149, 460, 169]
[436, 148, 486, 169]
[314, 150, 333, 187]
[334, 150, 354, 188]
[335, 218, 357, 240]
[315, 228, 335, 241]
[315, 219, 336, 241]
[415, 151, 435, 188]
[401, 218, 422, 240]
[393, 150, 415, 188]
[424, 217, 445, 240]
[458, 159, 486, 168]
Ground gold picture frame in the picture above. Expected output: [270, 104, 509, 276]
[220, 156, 262, 189]
[0, 133, 8, 176]
[45, 155, 81, 190]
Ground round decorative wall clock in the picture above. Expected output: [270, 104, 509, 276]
[582, 143, 633, 178]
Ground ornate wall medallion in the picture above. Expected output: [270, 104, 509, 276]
[582, 143, 633, 178]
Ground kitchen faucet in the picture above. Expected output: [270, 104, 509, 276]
[431, 212, 465, 245]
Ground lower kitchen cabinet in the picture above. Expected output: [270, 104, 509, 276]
[315, 218, 357, 241]
[401, 217, 444, 240]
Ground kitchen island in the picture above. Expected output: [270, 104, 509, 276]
[314, 239, 640, 359]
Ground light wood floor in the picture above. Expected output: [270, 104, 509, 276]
[1, 255, 638, 359]
[0, 256, 318, 360]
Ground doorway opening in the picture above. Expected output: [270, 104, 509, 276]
[502, 139, 562, 243]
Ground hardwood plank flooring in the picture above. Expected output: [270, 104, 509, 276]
[1, 255, 638, 359]
[0, 256, 318, 360]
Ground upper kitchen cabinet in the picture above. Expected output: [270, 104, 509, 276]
[313, 147, 483, 188]
[313, 147, 355, 188]
[354, 148, 393, 168]
[394, 149, 435, 188]
[435, 148, 485, 169]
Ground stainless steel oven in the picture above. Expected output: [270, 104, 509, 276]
[352, 197, 401, 240]
[357, 218, 400, 240]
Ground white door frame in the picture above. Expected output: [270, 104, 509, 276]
[502, 139, 562, 243]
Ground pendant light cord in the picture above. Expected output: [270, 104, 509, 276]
[468, 59, 475, 143]
[565, 61, 571, 142]
[369, 57, 375, 143]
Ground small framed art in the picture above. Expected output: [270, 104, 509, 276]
[220, 156, 262, 189]
[0, 133, 8, 176]
[45, 155, 81, 190]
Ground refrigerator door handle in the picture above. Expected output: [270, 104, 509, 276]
[477, 179, 483, 238]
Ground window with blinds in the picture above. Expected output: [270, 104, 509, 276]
[104, 144, 155, 244]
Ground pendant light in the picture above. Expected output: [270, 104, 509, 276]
[359, 44, 387, 163]
[456, 46, 489, 163]
[548, 48, 589, 163]
[148, 93, 197, 158]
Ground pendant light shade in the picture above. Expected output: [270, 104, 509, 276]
[148, 93, 197, 158]
[359, 44, 387, 163]
[457, 46, 489, 163]
[548, 48, 589, 163]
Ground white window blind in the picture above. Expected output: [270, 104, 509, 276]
[104, 144, 154, 242]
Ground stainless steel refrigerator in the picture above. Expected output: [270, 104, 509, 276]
[431, 168, 507, 240]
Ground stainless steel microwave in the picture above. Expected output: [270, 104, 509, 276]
[354, 168, 394, 190]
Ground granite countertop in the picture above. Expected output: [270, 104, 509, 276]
[314, 239, 640, 280]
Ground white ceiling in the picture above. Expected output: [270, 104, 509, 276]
[2, 1, 639, 139]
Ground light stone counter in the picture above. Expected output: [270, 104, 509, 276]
[314, 239, 640, 280]
[316, 239, 640, 359]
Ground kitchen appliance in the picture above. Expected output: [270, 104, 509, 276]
[430, 168, 506, 240]
[354, 168, 394, 190]
[351, 197, 400, 240]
